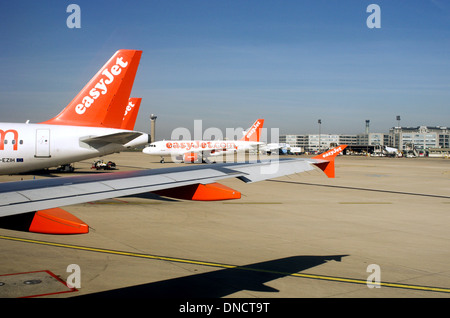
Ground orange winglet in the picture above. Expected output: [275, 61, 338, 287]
[29, 208, 89, 234]
[153, 182, 241, 201]
[312, 145, 347, 178]
[314, 160, 336, 178]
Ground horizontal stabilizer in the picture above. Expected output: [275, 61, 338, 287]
[80, 132, 144, 147]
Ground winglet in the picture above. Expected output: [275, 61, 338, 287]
[312, 145, 347, 178]
[240, 119, 264, 142]
[40, 50, 142, 128]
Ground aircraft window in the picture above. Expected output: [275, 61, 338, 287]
[12, 140, 16, 145]
[20, 140, 23, 144]
[4, 140, 7, 145]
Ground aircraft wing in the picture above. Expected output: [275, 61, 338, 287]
[0, 158, 318, 218]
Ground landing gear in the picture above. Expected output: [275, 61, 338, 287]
[160, 157, 165, 163]
[57, 164, 75, 172]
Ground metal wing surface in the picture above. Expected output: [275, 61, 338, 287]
[0, 158, 316, 218]
[80, 132, 145, 147]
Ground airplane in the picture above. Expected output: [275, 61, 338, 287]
[142, 119, 265, 163]
[259, 143, 289, 155]
[0, 50, 149, 175]
[0, 144, 347, 235]
[384, 146, 399, 157]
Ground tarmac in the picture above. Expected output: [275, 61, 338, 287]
[0, 152, 449, 301]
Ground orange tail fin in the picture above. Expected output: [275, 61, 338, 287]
[40, 50, 142, 128]
[121, 97, 142, 130]
[312, 145, 347, 178]
[240, 119, 264, 142]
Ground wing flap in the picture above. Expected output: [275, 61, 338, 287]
[233, 159, 315, 183]
[0, 166, 247, 217]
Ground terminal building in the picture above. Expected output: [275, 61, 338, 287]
[280, 125, 449, 156]
[390, 126, 449, 150]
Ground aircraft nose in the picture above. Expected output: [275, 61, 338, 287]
[142, 147, 151, 154]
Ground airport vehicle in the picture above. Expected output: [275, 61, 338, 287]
[92, 160, 116, 170]
[0, 50, 149, 175]
[142, 119, 264, 163]
[0, 145, 347, 235]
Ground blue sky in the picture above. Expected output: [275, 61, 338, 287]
[0, 0, 449, 139]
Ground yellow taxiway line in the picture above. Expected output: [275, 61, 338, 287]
[2, 234, 450, 294]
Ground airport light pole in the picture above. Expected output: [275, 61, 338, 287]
[396, 115, 401, 148]
[318, 119, 321, 153]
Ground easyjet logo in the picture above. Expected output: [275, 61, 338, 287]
[123, 100, 135, 120]
[166, 141, 238, 151]
[321, 146, 342, 158]
[75, 56, 129, 115]
[246, 120, 261, 139]
[0, 129, 19, 151]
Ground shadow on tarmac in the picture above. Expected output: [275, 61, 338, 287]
[75, 255, 347, 298]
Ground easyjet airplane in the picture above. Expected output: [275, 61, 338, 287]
[0, 50, 149, 175]
[143, 119, 264, 163]
[0, 49, 348, 235]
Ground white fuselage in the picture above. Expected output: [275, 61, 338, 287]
[143, 140, 262, 157]
[0, 123, 149, 174]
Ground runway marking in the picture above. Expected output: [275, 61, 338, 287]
[87, 200, 163, 205]
[269, 180, 450, 199]
[339, 202, 392, 205]
[2, 234, 450, 294]
[222, 202, 282, 205]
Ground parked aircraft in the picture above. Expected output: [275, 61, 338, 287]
[260, 143, 289, 155]
[0, 49, 348, 236]
[142, 119, 264, 163]
[0, 50, 149, 175]
[385, 146, 399, 157]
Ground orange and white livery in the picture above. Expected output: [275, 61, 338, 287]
[121, 97, 142, 130]
[0, 49, 348, 236]
[143, 119, 264, 163]
[311, 145, 347, 178]
[0, 50, 149, 174]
